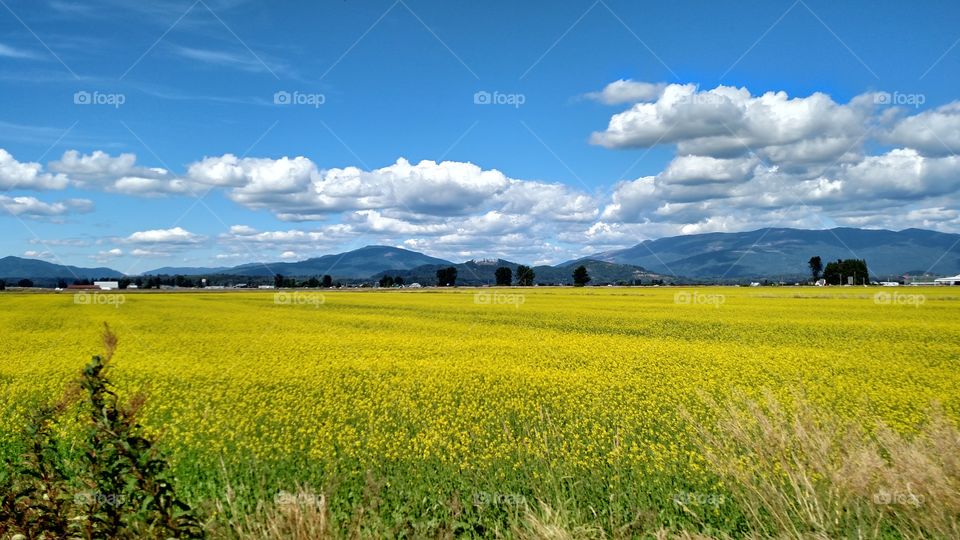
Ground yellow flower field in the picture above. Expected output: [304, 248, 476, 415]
[1, 286, 958, 536]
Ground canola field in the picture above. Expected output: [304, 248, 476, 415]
[1, 287, 959, 534]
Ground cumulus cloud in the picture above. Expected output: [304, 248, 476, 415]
[185, 155, 600, 225]
[885, 102, 960, 156]
[585, 80, 667, 104]
[50, 150, 190, 195]
[125, 227, 204, 244]
[0, 195, 93, 218]
[659, 155, 759, 185]
[214, 223, 359, 261]
[0, 150, 69, 190]
[590, 83, 870, 169]
[577, 81, 960, 240]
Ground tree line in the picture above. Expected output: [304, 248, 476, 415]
[808, 256, 871, 285]
[434, 264, 591, 286]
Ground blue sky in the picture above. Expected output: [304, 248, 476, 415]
[2, 0, 960, 272]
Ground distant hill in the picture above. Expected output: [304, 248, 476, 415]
[575, 227, 960, 280]
[0, 256, 124, 280]
[142, 266, 231, 276]
[535, 259, 664, 285]
[373, 259, 512, 284]
[224, 245, 452, 278]
[376, 258, 664, 286]
[373, 259, 519, 285]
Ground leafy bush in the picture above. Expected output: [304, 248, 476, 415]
[0, 324, 204, 539]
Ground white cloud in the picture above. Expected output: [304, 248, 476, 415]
[590, 83, 870, 169]
[827, 148, 960, 201]
[585, 80, 667, 104]
[51, 150, 139, 178]
[91, 248, 124, 263]
[0, 149, 69, 190]
[601, 176, 656, 222]
[125, 227, 204, 244]
[0, 195, 93, 218]
[50, 150, 187, 195]
[188, 155, 598, 227]
[659, 155, 759, 185]
[214, 224, 359, 260]
[885, 102, 960, 156]
[228, 224, 258, 235]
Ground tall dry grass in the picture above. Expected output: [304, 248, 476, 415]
[213, 484, 332, 540]
[211, 395, 959, 539]
[688, 393, 960, 539]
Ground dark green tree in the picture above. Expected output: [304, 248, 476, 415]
[572, 265, 590, 287]
[515, 265, 535, 286]
[823, 259, 870, 285]
[17, 279, 33, 288]
[808, 256, 823, 282]
[495, 266, 512, 286]
[274, 274, 284, 288]
[436, 266, 458, 287]
[379, 275, 395, 288]
[321, 275, 333, 288]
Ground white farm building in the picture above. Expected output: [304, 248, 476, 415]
[934, 275, 960, 285]
[94, 281, 120, 290]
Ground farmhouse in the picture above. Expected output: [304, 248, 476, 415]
[94, 281, 120, 290]
[934, 274, 960, 285]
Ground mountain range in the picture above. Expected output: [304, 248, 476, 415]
[573, 227, 960, 279]
[218, 245, 450, 278]
[2, 228, 958, 284]
[0, 256, 124, 281]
